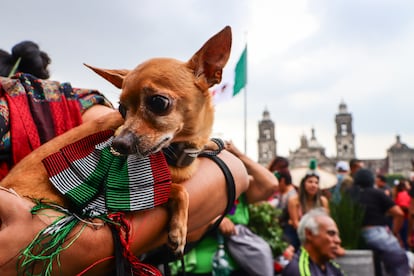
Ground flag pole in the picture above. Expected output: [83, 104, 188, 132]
[233, 39, 248, 154]
[243, 32, 248, 155]
[244, 85, 247, 154]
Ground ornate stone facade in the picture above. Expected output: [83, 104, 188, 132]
[387, 135, 414, 176]
[288, 128, 335, 172]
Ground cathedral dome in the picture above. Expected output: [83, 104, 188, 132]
[389, 135, 410, 151]
[308, 128, 323, 149]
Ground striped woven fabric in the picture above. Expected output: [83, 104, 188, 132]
[42, 130, 172, 216]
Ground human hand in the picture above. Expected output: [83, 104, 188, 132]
[218, 217, 237, 236]
[0, 188, 46, 275]
[0, 188, 115, 276]
[224, 140, 243, 158]
[335, 245, 346, 257]
[282, 245, 295, 261]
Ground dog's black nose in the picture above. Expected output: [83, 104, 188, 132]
[111, 132, 137, 155]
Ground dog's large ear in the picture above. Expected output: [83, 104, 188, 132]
[188, 26, 232, 88]
[84, 63, 130, 89]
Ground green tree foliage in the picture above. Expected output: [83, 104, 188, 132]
[248, 202, 288, 257]
[329, 193, 365, 249]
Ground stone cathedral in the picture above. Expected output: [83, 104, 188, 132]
[257, 101, 414, 177]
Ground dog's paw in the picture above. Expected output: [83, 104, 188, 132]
[167, 226, 187, 256]
[167, 184, 189, 256]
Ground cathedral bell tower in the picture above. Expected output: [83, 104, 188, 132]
[335, 101, 355, 161]
[258, 108, 276, 166]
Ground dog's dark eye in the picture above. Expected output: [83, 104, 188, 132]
[118, 103, 127, 118]
[146, 95, 172, 115]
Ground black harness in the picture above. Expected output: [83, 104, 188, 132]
[163, 138, 225, 168]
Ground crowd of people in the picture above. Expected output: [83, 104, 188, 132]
[1, 40, 414, 276]
[267, 156, 414, 276]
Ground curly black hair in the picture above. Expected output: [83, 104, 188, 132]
[0, 41, 50, 79]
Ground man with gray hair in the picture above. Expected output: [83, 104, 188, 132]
[282, 208, 344, 275]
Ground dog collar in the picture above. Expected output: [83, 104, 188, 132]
[163, 138, 225, 168]
[163, 142, 201, 168]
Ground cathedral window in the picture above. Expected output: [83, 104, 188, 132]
[264, 129, 271, 139]
[341, 123, 348, 135]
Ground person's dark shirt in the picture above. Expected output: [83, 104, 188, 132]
[282, 248, 344, 276]
[377, 185, 392, 198]
[353, 187, 395, 226]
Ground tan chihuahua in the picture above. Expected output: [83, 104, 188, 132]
[0, 26, 232, 255]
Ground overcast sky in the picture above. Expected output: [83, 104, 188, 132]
[3, 0, 414, 161]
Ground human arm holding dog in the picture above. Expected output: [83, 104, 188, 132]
[0, 150, 249, 276]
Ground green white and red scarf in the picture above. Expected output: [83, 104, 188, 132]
[42, 129, 172, 216]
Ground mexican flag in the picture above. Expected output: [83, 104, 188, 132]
[212, 45, 247, 104]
